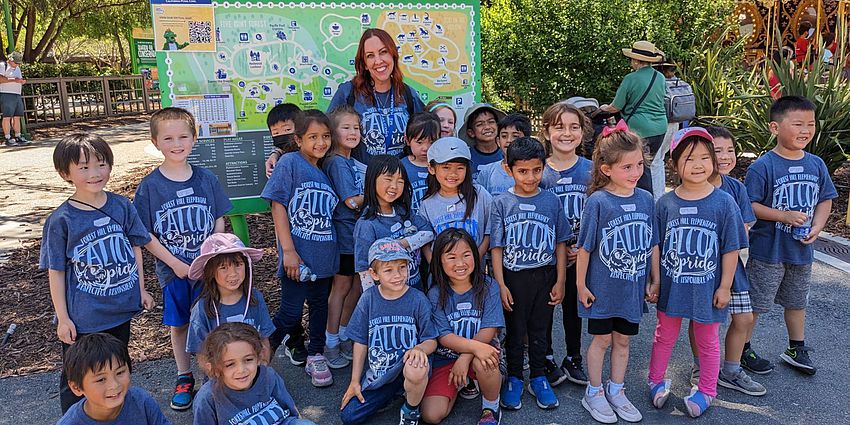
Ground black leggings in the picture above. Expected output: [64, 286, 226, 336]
[547, 263, 582, 359]
[503, 266, 556, 379]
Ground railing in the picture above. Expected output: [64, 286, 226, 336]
[21, 75, 161, 128]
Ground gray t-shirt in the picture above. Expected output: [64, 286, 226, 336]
[353, 208, 433, 290]
[186, 288, 275, 354]
[541, 158, 593, 237]
[418, 184, 492, 246]
[322, 154, 366, 255]
[133, 166, 232, 287]
[475, 160, 514, 196]
[193, 365, 299, 425]
[489, 190, 572, 271]
[39, 193, 152, 333]
[577, 189, 657, 324]
[347, 286, 437, 390]
[57, 386, 171, 425]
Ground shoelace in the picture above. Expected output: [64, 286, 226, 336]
[174, 383, 192, 394]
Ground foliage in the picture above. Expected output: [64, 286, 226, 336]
[21, 62, 125, 78]
[481, 0, 736, 113]
[676, 29, 747, 121]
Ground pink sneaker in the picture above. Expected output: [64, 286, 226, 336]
[305, 355, 333, 387]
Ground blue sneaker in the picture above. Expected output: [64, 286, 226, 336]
[499, 376, 524, 410]
[170, 373, 195, 411]
[528, 376, 559, 409]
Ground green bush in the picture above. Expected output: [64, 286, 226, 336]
[21, 63, 127, 78]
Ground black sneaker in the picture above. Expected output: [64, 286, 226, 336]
[544, 358, 567, 386]
[4, 138, 17, 147]
[14, 135, 30, 145]
[169, 373, 195, 410]
[459, 378, 480, 400]
[560, 355, 589, 385]
[283, 334, 307, 366]
[780, 345, 816, 375]
[741, 347, 774, 375]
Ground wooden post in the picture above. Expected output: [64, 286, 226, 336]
[102, 77, 113, 117]
[57, 77, 70, 124]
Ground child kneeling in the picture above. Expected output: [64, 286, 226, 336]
[340, 238, 438, 425]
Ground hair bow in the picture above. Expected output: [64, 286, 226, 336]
[601, 119, 629, 137]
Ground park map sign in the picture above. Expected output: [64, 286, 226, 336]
[151, 0, 482, 221]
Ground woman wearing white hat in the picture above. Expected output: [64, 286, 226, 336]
[595, 41, 668, 196]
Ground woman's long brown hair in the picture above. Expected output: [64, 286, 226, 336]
[353, 28, 406, 106]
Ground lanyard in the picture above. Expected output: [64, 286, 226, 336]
[375, 86, 395, 152]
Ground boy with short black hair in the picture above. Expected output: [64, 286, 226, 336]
[340, 238, 437, 425]
[58, 333, 171, 425]
[41, 134, 153, 413]
[489, 137, 571, 410]
[134, 107, 232, 410]
[743, 95, 837, 375]
[264, 103, 302, 177]
[459, 103, 507, 181]
[475, 113, 532, 196]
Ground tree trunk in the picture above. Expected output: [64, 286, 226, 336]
[23, 7, 35, 61]
[114, 30, 126, 72]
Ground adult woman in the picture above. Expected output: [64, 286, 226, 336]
[596, 40, 668, 196]
[327, 28, 425, 163]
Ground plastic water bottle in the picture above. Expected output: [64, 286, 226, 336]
[298, 264, 317, 282]
[792, 216, 812, 241]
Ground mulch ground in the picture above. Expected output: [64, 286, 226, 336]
[28, 114, 153, 140]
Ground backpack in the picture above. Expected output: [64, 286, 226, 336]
[346, 82, 417, 116]
[664, 77, 696, 123]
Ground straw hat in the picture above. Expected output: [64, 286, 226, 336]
[622, 41, 665, 63]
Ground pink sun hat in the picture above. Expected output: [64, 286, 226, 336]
[671, 127, 713, 153]
[188, 233, 264, 281]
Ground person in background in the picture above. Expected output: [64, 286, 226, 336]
[0, 51, 29, 146]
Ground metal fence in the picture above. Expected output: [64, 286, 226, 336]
[21, 75, 161, 128]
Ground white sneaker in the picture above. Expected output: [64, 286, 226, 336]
[605, 384, 643, 422]
[581, 389, 617, 424]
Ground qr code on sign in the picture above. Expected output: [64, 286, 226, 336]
[188, 21, 211, 44]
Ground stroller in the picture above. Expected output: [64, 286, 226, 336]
[562, 96, 620, 160]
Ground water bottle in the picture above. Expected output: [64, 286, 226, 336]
[403, 220, 418, 237]
[792, 216, 812, 241]
[298, 264, 317, 282]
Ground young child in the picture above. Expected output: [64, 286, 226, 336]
[323, 105, 368, 369]
[489, 137, 571, 410]
[264, 103, 302, 177]
[133, 107, 232, 411]
[419, 136, 493, 260]
[401, 112, 441, 215]
[40, 133, 153, 413]
[340, 238, 438, 425]
[420, 229, 504, 425]
[57, 333, 170, 425]
[573, 124, 656, 424]
[425, 100, 457, 138]
[194, 323, 316, 425]
[185, 233, 274, 363]
[261, 110, 339, 387]
[743, 96, 837, 375]
[649, 127, 748, 418]
[474, 113, 532, 196]
[458, 103, 507, 180]
[354, 155, 434, 291]
[540, 102, 594, 388]
[685, 126, 765, 397]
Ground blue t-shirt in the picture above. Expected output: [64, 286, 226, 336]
[474, 160, 514, 196]
[400, 157, 429, 215]
[489, 190, 572, 271]
[418, 185, 492, 246]
[186, 288, 276, 354]
[719, 175, 756, 292]
[322, 154, 366, 255]
[428, 277, 504, 367]
[744, 151, 838, 265]
[469, 147, 503, 182]
[353, 208, 433, 290]
[577, 189, 657, 324]
[347, 286, 437, 390]
[193, 365, 299, 425]
[261, 152, 340, 278]
[39, 193, 152, 334]
[133, 166, 232, 287]
[542, 158, 593, 238]
[656, 189, 749, 324]
[327, 81, 425, 162]
[57, 387, 171, 425]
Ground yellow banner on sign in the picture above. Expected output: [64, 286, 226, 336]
[132, 27, 154, 40]
[151, 4, 216, 52]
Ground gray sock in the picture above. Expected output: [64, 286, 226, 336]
[722, 360, 742, 376]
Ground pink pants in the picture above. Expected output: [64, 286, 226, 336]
[648, 311, 721, 397]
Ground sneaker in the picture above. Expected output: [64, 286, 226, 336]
[527, 376, 559, 409]
[398, 406, 421, 425]
[690, 363, 700, 386]
[560, 356, 589, 385]
[324, 344, 350, 369]
[283, 335, 307, 366]
[305, 355, 333, 387]
[14, 135, 30, 145]
[4, 138, 16, 147]
[499, 376, 524, 410]
[780, 345, 817, 375]
[169, 373, 195, 411]
[545, 358, 567, 386]
[339, 339, 354, 361]
[478, 408, 501, 425]
[648, 379, 671, 409]
[718, 368, 767, 396]
[459, 378, 480, 400]
[741, 347, 774, 375]
[605, 384, 642, 422]
[581, 389, 617, 424]
[684, 388, 713, 418]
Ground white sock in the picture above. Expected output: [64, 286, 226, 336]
[482, 396, 499, 412]
[339, 325, 348, 341]
[325, 331, 339, 348]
